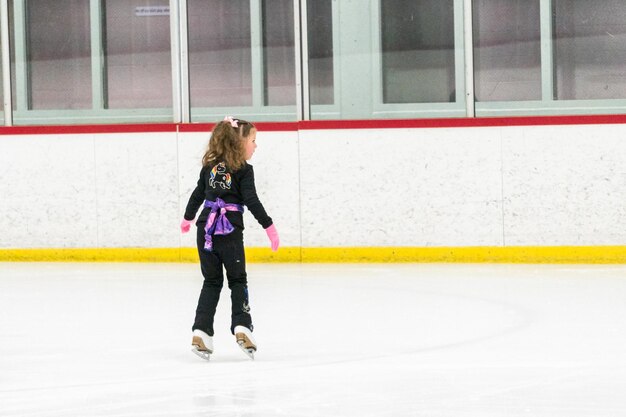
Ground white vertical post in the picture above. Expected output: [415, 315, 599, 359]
[170, 0, 182, 122]
[540, 0, 554, 101]
[177, 0, 190, 122]
[0, 0, 12, 125]
[90, 0, 105, 110]
[250, 0, 264, 108]
[13, 0, 28, 111]
[293, 0, 304, 120]
[331, 0, 340, 110]
[298, 0, 310, 120]
[463, 0, 475, 117]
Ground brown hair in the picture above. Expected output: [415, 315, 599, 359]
[202, 118, 256, 171]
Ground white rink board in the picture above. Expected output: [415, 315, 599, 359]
[501, 124, 626, 246]
[0, 122, 625, 249]
[298, 127, 504, 247]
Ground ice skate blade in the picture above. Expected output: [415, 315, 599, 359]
[191, 347, 211, 361]
[237, 341, 255, 360]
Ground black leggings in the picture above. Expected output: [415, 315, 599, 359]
[192, 225, 252, 336]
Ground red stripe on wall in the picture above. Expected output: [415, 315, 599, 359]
[0, 114, 625, 135]
[0, 123, 177, 135]
[298, 114, 626, 130]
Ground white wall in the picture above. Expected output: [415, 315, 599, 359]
[1, 122, 625, 249]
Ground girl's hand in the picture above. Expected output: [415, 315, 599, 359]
[265, 224, 280, 251]
[180, 219, 193, 233]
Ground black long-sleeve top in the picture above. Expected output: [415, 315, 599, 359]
[184, 162, 273, 230]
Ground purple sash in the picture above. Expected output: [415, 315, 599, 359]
[203, 198, 244, 251]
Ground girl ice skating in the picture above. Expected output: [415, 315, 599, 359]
[181, 116, 279, 360]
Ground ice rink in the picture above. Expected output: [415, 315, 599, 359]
[1, 262, 625, 417]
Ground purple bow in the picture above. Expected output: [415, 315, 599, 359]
[203, 198, 244, 251]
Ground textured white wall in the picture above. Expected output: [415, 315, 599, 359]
[299, 128, 504, 247]
[299, 124, 626, 247]
[0, 132, 179, 249]
[0, 123, 625, 249]
[501, 124, 626, 245]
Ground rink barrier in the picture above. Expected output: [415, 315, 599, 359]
[2, 113, 626, 135]
[2, 116, 626, 262]
[1, 246, 625, 263]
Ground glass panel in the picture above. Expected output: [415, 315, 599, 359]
[27, 0, 91, 110]
[188, 0, 252, 107]
[104, 0, 172, 109]
[553, 0, 626, 100]
[473, 0, 541, 101]
[307, 0, 334, 105]
[8, 1, 17, 111]
[0, 44, 3, 116]
[262, 0, 295, 106]
[381, 0, 455, 103]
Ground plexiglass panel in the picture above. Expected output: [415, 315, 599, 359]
[27, 0, 91, 110]
[553, 0, 626, 100]
[262, 0, 295, 106]
[104, 0, 172, 109]
[4, 0, 626, 125]
[187, 0, 252, 107]
[0, 43, 3, 120]
[307, 0, 334, 105]
[381, 0, 455, 103]
[473, 0, 541, 101]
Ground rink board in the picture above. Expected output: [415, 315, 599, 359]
[1, 116, 626, 260]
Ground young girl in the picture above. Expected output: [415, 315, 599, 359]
[180, 116, 279, 360]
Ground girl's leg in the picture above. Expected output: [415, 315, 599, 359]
[192, 224, 224, 337]
[213, 231, 253, 334]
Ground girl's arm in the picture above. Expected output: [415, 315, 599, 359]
[183, 167, 207, 221]
[240, 165, 273, 229]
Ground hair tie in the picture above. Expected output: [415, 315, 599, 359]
[223, 116, 238, 128]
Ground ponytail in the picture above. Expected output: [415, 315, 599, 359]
[202, 117, 255, 171]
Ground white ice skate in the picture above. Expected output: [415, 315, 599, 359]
[234, 326, 256, 360]
[191, 329, 213, 361]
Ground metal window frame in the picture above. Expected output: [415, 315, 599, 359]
[474, 0, 626, 117]
[185, 0, 299, 123]
[368, 0, 468, 119]
[2, 0, 626, 125]
[0, 0, 11, 125]
[8, 0, 175, 126]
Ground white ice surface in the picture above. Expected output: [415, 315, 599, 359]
[1, 262, 625, 417]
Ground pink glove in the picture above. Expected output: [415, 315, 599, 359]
[180, 219, 193, 234]
[265, 224, 279, 251]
